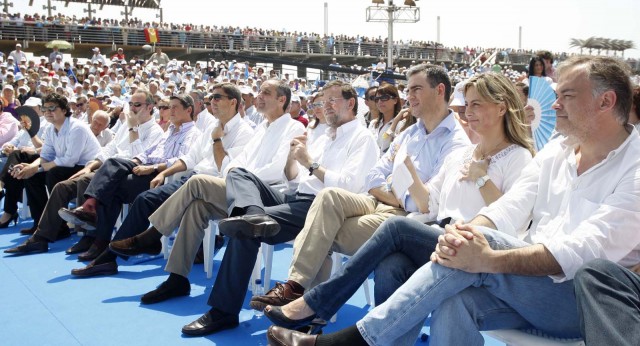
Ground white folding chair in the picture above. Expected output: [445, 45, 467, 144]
[18, 189, 30, 219]
[485, 330, 584, 346]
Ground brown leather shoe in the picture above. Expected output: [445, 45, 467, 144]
[71, 261, 118, 277]
[250, 281, 303, 311]
[267, 325, 317, 346]
[58, 206, 97, 230]
[77, 240, 108, 261]
[109, 236, 161, 257]
[66, 235, 95, 254]
[19, 225, 38, 235]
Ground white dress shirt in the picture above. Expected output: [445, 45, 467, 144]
[479, 129, 640, 282]
[289, 119, 379, 195]
[95, 118, 163, 163]
[195, 108, 215, 131]
[425, 144, 532, 227]
[180, 113, 254, 177]
[95, 128, 115, 147]
[40, 117, 101, 167]
[226, 113, 305, 185]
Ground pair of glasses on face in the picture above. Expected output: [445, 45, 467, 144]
[367, 95, 376, 101]
[158, 105, 170, 110]
[375, 95, 395, 102]
[308, 102, 325, 109]
[129, 102, 147, 108]
[211, 94, 231, 101]
[42, 105, 59, 112]
[75, 103, 85, 107]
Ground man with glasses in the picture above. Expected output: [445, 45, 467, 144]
[6, 90, 164, 255]
[51, 94, 199, 273]
[3, 94, 101, 240]
[362, 86, 380, 127]
[75, 83, 254, 277]
[73, 95, 89, 123]
[251, 64, 469, 312]
[110, 80, 303, 311]
[189, 90, 215, 131]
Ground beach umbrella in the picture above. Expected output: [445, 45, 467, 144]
[45, 40, 73, 50]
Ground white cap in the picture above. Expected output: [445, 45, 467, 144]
[239, 86, 257, 97]
[107, 98, 124, 108]
[450, 81, 466, 107]
[24, 97, 42, 107]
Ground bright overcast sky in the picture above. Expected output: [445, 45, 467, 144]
[11, 0, 640, 58]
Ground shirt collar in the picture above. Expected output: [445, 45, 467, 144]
[415, 110, 457, 135]
[327, 118, 360, 140]
[224, 113, 243, 133]
[263, 112, 290, 129]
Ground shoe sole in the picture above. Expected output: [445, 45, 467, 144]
[249, 300, 268, 311]
[4, 247, 48, 255]
[181, 322, 239, 336]
[108, 244, 161, 257]
[219, 219, 281, 239]
[57, 210, 97, 231]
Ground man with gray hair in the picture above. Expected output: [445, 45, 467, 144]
[89, 111, 114, 147]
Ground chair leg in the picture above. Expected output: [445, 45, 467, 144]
[203, 220, 219, 279]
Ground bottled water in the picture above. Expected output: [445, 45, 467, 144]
[254, 279, 264, 318]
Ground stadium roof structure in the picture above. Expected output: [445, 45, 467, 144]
[54, 0, 161, 9]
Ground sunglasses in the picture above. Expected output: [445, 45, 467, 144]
[75, 103, 85, 107]
[158, 105, 170, 110]
[204, 102, 211, 106]
[42, 105, 59, 112]
[128, 102, 147, 108]
[367, 95, 376, 101]
[211, 94, 231, 101]
[375, 95, 395, 102]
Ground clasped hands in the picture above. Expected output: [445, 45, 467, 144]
[430, 220, 495, 273]
[289, 134, 312, 168]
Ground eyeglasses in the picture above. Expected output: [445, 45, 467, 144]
[326, 97, 344, 105]
[128, 102, 147, 108]
[211, 94, 231, 101]
[75, 103, 85, 107]
[375, 95, 395, 102]
[42, 105, 59, 112]
[308, 102, 325, 109]
[367, 95, 376, 101]
[204, 102, 211, 106]
[158, 105, 170, 110]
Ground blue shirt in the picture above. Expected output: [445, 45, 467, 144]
[135, 121, 200, 167]
[364, 111, 470, 213]
[40, 117, 101, 167]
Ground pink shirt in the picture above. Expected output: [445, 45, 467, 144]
[0, 112, 19, 147]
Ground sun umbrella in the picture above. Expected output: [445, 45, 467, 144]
[528, 76, 557, 152]
[45, 40, 73, 50]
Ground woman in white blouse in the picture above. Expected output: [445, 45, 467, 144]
[305, 92, 329, 146]
[264, 72, 536, 336]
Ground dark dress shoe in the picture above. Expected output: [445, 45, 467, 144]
[0, 213, 19, 229]
[71, 261, 118, 277]
[181, 310, 239, 336]
[58, 207, 97, 230]
[4, 237, 48, 255]
[218, 214, 281, 239]
[250, 282, 303, 311]
[77, 241, 108, 261]
[66, 235, 95, 254]
[141, 279, 191, 304]
[264, 306, 317, 329]
[19, 225, 38, 235]
[267, 325, 318, 346]
[109, 236, 161, 257]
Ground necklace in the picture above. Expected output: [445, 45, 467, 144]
[475, 140, 508, 160]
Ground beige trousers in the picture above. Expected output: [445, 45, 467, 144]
[148, 174, 228, 277]
[288, 187, 407, 289]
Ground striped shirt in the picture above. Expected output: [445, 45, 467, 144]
[135, 121, 200, 167]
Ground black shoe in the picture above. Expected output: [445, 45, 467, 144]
[218, 214, 280, 239]
[70, 261, 118, 277]
[19, 225, 37, 235]
[77, 240, 108, 261]
[264, 306, 317, 329]
[66, 235, 95, 255]
[4, 237, 48, 255]
[267, 325, 318, 346]
[109, 236, 161, 257]
[141, 279, 191, 304]
[58, 207, 97, 230]
[181, 310, 239, 336]
[0, 213, 18, 229]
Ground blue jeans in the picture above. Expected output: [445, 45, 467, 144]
[356, 228, 581, 346]
[304, 217, 442, 320]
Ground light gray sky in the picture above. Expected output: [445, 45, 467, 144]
[11, 0, 640, 58]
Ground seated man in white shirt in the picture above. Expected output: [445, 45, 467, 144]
[266, 56, 640, 346]
[90, 111, 114, 147]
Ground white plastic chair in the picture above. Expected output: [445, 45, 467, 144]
[18, 189, 30, 219]
[485, 330, 584, 346]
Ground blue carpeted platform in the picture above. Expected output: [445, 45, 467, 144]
[0, 214, 505, 345]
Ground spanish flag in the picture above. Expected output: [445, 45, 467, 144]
[144, 28, 159, 44]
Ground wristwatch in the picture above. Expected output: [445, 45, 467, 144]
[212, 137, 222, 144]
[128, 126, 138, 132]
[308, 162, 320, 176]
[476, 175, 491, 188]
[153, 164, 159, 172]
